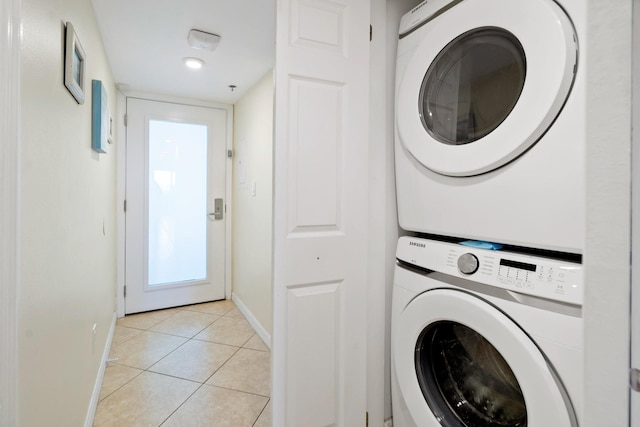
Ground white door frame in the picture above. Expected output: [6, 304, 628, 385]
[116, 91, 234, 318]
[0, 0, 21, 424]
[631, 0, 640, 420]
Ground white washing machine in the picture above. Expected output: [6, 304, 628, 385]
[391, 236, 583, 427]
[394, 0, 585, 254]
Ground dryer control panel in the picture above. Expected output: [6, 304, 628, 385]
[397, 236, 583, 305]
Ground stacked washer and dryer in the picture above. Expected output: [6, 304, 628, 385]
[391, 0, 585, 426]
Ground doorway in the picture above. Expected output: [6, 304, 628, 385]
[124, 97, 229, 314]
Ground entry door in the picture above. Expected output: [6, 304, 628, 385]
[272, 0, 370, 424]
[125, 98, 227, 314]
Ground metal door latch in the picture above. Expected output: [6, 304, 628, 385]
[630, 368, 640, 392]
[208, 198, 224, 220]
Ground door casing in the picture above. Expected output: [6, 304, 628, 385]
[116, 91, 233, 318]
[0, 0, 21, 424]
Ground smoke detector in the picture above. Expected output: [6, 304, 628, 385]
[187, 29, 221, 51]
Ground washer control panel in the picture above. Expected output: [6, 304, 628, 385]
[397, 236, 583, 305]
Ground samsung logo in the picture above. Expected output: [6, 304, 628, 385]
[409, 241, 426, 248]
[410, 0, 429, 15]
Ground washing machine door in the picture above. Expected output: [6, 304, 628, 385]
[396, 0, 577, 176]
[394, 289, 577, 426]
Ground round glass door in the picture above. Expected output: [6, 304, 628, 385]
[415, 321, 527, 426]
[394, 0, 577, 176]
[393, 287, 577, 426]
[420, 28, 526, 146]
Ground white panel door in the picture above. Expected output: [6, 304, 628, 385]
[125, 98, 227, 314]
[272, 0, 370, 425]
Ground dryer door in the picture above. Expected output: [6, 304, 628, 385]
[394, 289, 577, 427]
[395, 0, 577, 176]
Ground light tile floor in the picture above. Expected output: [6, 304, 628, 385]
[94, 300, 271, 427]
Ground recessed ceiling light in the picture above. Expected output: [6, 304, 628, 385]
[183, 57, 205, 69]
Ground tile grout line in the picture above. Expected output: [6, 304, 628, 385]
[252, 398, 271, 427]
[205, 383, 272, 399]
[96, 365, 145, 404]
[157, 382, 208, 427]
[199, 345, 242, 385]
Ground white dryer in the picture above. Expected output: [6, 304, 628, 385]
[394, 0, 585, 254]
[391, 236, 583, 427]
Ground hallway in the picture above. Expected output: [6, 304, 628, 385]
[93, 300, 271, 426]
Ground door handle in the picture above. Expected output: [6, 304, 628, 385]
[209, 198, 223, 220]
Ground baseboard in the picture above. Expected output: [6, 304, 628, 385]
[84, 312, 117, 427]
[231, 293, 271, 350]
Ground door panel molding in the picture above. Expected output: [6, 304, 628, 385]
[286, 281, 342, 426]
[287, 76, 345, 234]
[0, 0, 21, 424]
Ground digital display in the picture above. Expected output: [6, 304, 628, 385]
[500, 258, 536, 272]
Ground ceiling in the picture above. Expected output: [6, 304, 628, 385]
[90, 0, 275, 104]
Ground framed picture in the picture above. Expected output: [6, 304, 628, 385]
[92, 80, 108, 153]
[64, 22, 86, 104]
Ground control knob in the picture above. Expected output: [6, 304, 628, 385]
[457, 253, 479, 275]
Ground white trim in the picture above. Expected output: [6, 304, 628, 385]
[116, 90, 126, 318]
[231, 293, 271, 350]
[83, 313, 117, 427]
[0, 0, 21, 424]
[119, 90, 232, 110]
[631, 0, 640, 421]
[225, 106, 234, 300]
[116, 91, 233, 316]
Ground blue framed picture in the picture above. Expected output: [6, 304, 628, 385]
[91, 80, 108, 153]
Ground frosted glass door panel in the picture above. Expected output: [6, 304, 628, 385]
[148, 120, 208, 286]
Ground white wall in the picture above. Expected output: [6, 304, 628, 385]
[231, 70, 274, 340]
[368, 0, 419, 425]
[368, 0, 390, 423]
[583, 1, 632, 425]
[20, 0, 117, 424]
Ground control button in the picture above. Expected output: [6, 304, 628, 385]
[457, 253, 479, 275]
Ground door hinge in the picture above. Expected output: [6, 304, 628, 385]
[124, 114, 128, 126]
[631, 368, 640, 392]
[123, 285, 127, 298]
[366, 411, 369, 427]
[369, 25, 372, 41]
[227, 149, 233, 158]
[124, 200, 127, 212]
